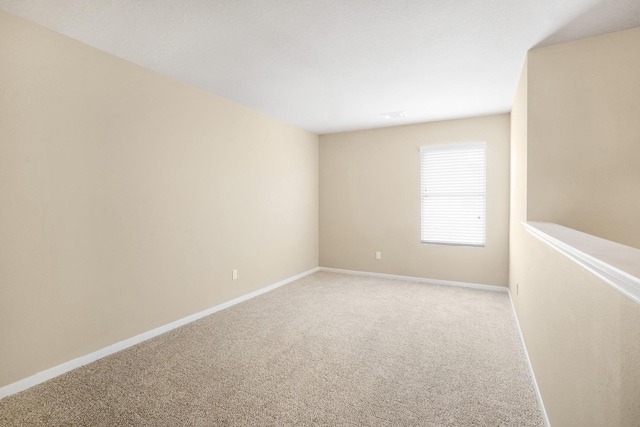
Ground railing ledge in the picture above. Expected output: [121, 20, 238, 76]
[523, 221, 640, 304]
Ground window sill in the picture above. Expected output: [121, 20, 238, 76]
[523, 221, 640, 304]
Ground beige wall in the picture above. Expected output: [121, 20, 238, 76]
[320, 115, 510, 287]
[527, 27, 640, 249]
[0, 10, 318, 388]
[509, 58, 529, 296]
[514, 232, 640, 426]
[510, 27, 640, 425]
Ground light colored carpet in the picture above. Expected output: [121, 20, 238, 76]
[0, 272, 544, 426]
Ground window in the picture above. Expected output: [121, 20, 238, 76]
[420, 142, 486, 247]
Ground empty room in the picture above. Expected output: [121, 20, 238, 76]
[1, 1, 639, 426]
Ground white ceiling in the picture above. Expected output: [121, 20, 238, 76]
[1, 0, 639, 134]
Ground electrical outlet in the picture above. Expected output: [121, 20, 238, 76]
[232, 269, 238, 280]
[375, 251, 381, 260]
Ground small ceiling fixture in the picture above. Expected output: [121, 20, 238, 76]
[381, 111, 407, 120]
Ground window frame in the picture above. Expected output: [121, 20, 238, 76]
[420, 142, 487, 247]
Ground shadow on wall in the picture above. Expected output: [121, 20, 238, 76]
[535, 0, 640, 48]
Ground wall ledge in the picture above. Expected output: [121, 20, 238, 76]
[524, 221, 640, 304]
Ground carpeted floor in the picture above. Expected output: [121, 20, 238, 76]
[0, 272, 544, 426]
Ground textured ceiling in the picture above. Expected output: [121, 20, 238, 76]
[1, 0, 639, 134]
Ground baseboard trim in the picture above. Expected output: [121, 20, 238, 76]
[508, 291, 551, 427]
[0, 267, 320, 400]
[319, 267, 507, 292]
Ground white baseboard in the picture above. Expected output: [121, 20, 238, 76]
[319, 267, 508, 292]
[508, 291, 551, 427]
[0, 267, 320, 400]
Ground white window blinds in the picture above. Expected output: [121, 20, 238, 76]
[420, 142, 486, 247]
